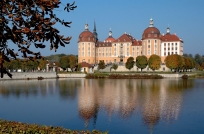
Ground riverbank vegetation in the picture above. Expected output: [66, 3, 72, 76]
[0, 119, 107, 134]
[86, 72, 163, 79]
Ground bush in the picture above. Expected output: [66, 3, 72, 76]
[181, 74, 188, 79]
[0, 119, 106, 134]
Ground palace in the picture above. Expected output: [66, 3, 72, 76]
[78, 19, 183, 65]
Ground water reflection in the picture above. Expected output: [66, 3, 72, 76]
[0, 78, 195, 130]
[77, 79, 194, 129]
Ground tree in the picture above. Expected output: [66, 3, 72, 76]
[76, 63, 82, 72]
[125, 57, 134, 71]
[148, 54, 161, 71]
[59, 56, 69, 71]
[0, 1, 77, 78]
[38, 59, 47, 71]
[98, 60, 105, 70]
[136, 55, 148, 72]
[201, 62, 204, 69]
[194, 54, 203, 66]
[67, 55, 77, 72]
[112, 63, 118, 71]
[165, 54, 184, 72]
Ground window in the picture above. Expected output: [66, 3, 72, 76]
[148, 45, 150, 48]
[148, 40, 150, 43]
[148, 34, 150, 37]
[164, 52, 166, 56]
[155, 40, 157, 43]
[164, 43, 166, 46]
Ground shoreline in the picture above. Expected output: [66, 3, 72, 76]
[0, 72, 199, 80]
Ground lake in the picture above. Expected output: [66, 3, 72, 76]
[0, 78, 204, 134]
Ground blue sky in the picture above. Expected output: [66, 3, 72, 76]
[19, 0, 204, 56]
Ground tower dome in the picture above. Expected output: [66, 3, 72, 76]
[105, 28, 115, 42]
[78, 23, 96, 42]
[142, 18, 161, 40]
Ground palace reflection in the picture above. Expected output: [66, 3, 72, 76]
[77, 78, 194, 128]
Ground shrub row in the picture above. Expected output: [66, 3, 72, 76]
[109, 74, 163, 79]
[0, 119, 107, 134]
[86, 73, 163, 79]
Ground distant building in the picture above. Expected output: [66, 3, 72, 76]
[78, 19, 183, 65]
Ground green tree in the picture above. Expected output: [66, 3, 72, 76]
[59, 56, 69, 71]
[112, 63, 118, 71]
[125, 57, 134, 71]
[148, 54, 161, 71]
[0, 0, 76, 78]
[98, 60, 105, 70]
[136, 55, 148, 72]
[194, 54, 203, 66]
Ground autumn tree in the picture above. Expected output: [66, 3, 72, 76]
[201, 62, 204, 69]
[38, 58, 47, 70]
[148, 54, 161, 71]
[136, 55, 148, 72]
[98, 60, 105, 70]
[0, 0, 77, 78]
[67, 55, 77, 72]
[125, 57, 134, 71]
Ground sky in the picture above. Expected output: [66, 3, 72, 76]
[13, 0, 204, 56]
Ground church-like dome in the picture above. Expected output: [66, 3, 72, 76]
[78, 23, 96, 42]
[142, 18, 161, 40]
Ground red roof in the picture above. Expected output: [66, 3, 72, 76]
[78, 30, 95, 42]
[80, 62, 92, 68]
[113, 33, 135, 43]
[142, 27, 161, 40]
[96, 41, 112, 47]
[132, 40, 142, 46]
[161, 33, 182, 42]
[105, 36, 115, 42]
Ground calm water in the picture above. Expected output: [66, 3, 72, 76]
[0, 78, 204, 134]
